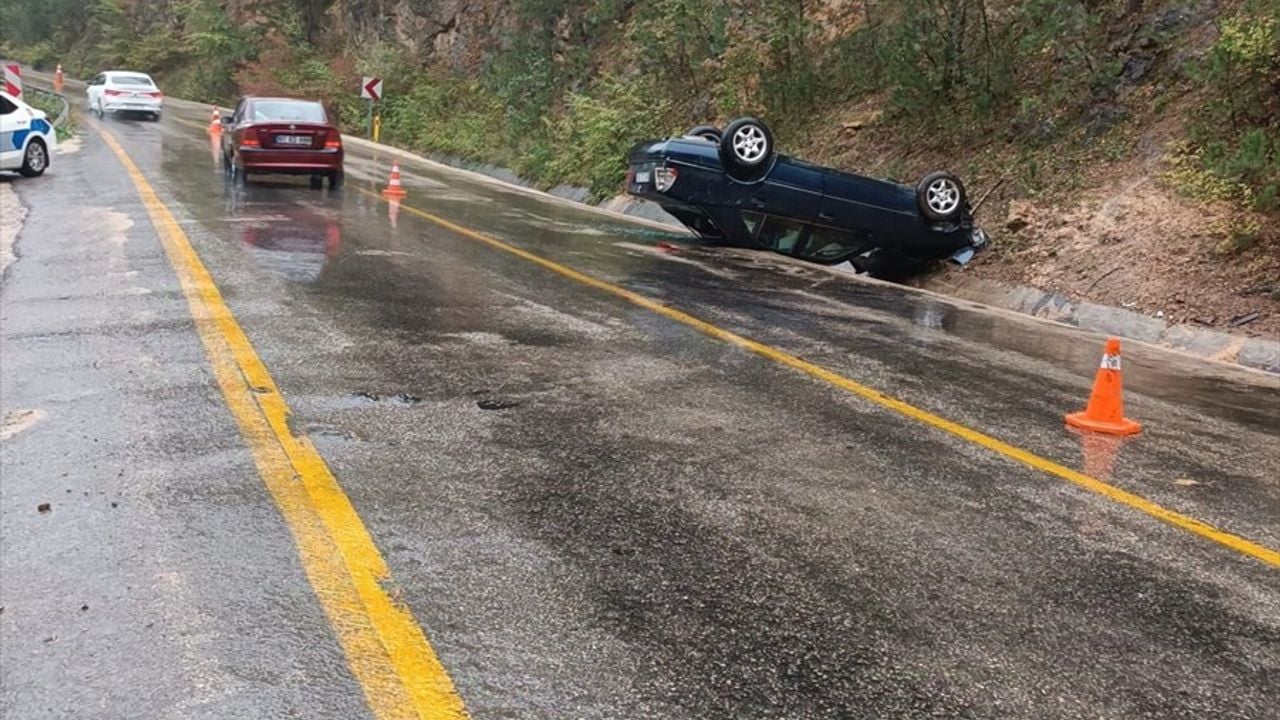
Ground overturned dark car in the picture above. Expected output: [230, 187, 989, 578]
[626, 117, 988, 275]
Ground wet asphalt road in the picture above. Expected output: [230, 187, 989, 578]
[1, 88, 1278, 719]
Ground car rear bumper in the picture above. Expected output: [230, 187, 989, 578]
[102, 99, 163, 113]
[238, 148, 344, 174]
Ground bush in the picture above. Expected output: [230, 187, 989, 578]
[1186, 6, 1280, 211]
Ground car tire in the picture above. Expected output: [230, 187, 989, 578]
[232, 164, 247, 187]
[329, 171, 344, 190]
[916, 171, 966, 223]
[685, 125, 722, 143]
[310, 175, 324, 190]
[151, 112, 161, 122]
[720, 117, 774, 181]
[18, 139, 49, 177]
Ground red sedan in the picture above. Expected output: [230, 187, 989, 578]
[221, 96, 344, 189]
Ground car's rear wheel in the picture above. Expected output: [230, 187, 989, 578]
[19, 139, 48, 177]
[310, 175, 324, 190]
[232, 164, 247, 187]
[720, 117, 774, 181]
[685, 125, 722, 143]
[329, 171, 344, 190]
[916, 171, 966, 223]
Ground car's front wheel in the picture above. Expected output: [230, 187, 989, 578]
[720, 117, 774, 181]
[916, 171, 966, 223]
[18, 139, 48, 177]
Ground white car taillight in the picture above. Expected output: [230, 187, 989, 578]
[654, 166, 678, 193]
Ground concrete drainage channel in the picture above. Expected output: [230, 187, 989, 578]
[26, 69, 1276, 375]
[925, 274, 1279, 375]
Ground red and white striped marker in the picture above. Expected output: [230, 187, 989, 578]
[3, 63, 22, 99]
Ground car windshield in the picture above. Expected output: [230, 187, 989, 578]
[251, 100, 326, 123]
[111, 75, 154, 86]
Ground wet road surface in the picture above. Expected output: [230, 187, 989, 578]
[2, 88, 1278, 719]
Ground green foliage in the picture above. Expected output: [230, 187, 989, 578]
[1185, 4, 1280, 211]
[545, 75, 675, 198]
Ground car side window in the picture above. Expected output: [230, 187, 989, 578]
[742, 211, 764, 238]
[802, 227, 871, 262]
[756, 217, 807, 253]
[0, 97, 16, 115]
[232, 100, 246, 123]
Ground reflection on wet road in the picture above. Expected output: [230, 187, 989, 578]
[2, 89, 1277, 720]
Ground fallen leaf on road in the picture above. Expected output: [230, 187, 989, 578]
[1173, 478, 1201, 486]
[1, 409, 47, 440]
[37, 503, 51, 514]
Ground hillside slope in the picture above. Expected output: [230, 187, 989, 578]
[4, 0, 1276, 334]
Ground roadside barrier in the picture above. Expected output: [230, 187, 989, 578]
[1066, 337, 1143, 436]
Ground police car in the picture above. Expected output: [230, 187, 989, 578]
[0, 90, 56, 177]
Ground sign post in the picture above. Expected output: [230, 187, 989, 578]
[360, 76, 383, 140]
[3, 62, 22, 99]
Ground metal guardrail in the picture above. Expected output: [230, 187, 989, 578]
[25, 86, 69, 127]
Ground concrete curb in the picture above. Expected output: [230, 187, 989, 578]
[924, 274, 1280, 374]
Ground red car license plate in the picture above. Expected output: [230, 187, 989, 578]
[275, 135, 311, 146]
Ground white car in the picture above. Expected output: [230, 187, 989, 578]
[86, 71, 164, 120]
[0, 90, 56, 177]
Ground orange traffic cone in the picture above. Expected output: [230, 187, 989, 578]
[382, 161, 407, 198]
[1065, 337, 1142, 436]
[53, 64, 64, 92]
[208, 107, 222, 134]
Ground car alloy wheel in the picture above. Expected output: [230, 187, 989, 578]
[731, 124, 769, 166]
[925, 177, 961, 217]
[25, 142, 47, 173]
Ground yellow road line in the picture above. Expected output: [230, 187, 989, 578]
[360, 187, 1280, 569]
[98, 128, 470, 718]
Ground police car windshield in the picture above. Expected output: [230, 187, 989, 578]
[251, 101, 326, 123]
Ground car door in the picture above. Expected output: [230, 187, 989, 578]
[739, 157, 824, 224]
[223, 98, 246, 158]
[818, 171, 918, 238]
[0, 94, 22, 169]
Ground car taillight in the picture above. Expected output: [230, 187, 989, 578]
[240, 135, 260, 148]
[146, 91, 163, 98]
[324, 130, 341, 149]
[104, 89, 124, 96]
[654, 166, 679, 193]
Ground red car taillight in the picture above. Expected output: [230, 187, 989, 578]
[324, 130, 341, 150]
[104, 89, 124, 96]
[146, 91, 163, 99]
[240, 134, 260, 148]
[654, 166, 679, 193]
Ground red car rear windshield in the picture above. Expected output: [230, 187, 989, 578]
[250, 100, 327, 123]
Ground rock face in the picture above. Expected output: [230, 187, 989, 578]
[325, 0, 512, 70]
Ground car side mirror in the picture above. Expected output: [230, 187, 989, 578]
[220, 116, 232, 124]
